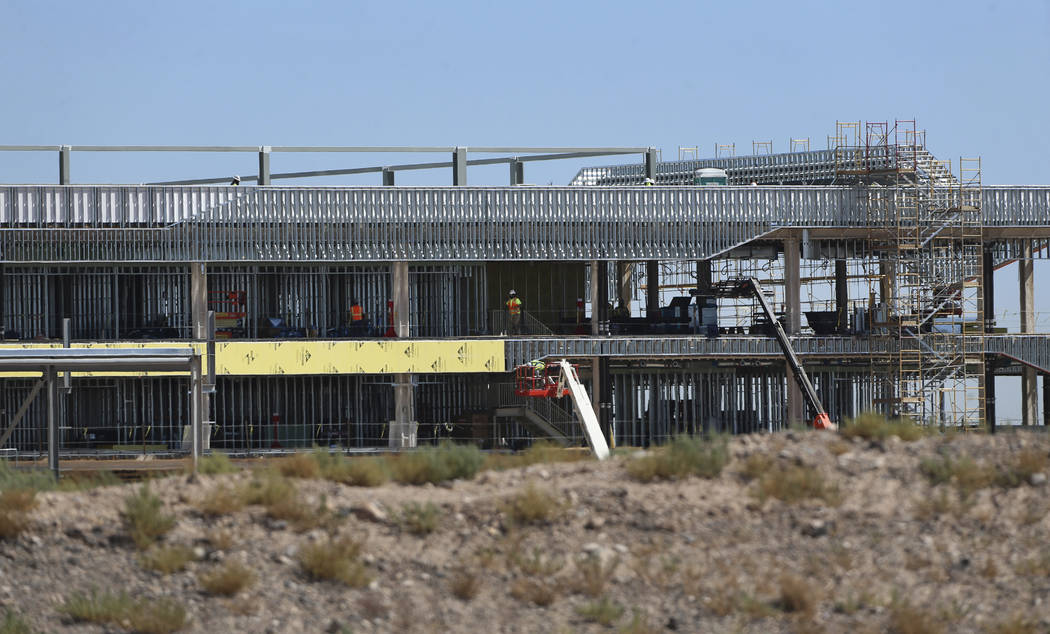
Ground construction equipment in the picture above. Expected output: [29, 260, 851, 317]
[696, 278, 835, 430]
[514, 360, 610, 460]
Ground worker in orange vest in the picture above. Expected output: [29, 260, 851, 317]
[349, 299, 365, 337]
[506, 290, 522, 335]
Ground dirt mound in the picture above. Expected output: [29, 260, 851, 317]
[2, 430, 1049, 633]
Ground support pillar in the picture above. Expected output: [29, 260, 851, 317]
[615, 262, 632, 314]
[190, 355, 202, 472]
[986, 365, 996, 433]
[59, 145, 70, 185]
[1020, 242, 1037, 426]
[1043, 373, 1050, 427]
[835, 259, 848, 334]
[646, 260, 660, 320]
[452, 147, 467, 185]
[258, 146, 271, 186]
[191, 263, 208, 339]
[697, 260, 712, 293]
[382, 168, 395, 186]
[984, 248, 996, 431]
[590, 261, 600, 336]
[644, 148, 658, 181]
[509, 159, 524, 185]
[390, 261, 416, 448]
[596, 261, 609, 335]
[46, 366, 58, 478]
[879, 258, 895, 308]
[784, 237, 801, 336]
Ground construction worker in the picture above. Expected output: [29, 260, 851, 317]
[349, 299, 365, 337]
[230, 175, 241, 186]
[643, 177, 654, 186]
[506, 290, 522, 335]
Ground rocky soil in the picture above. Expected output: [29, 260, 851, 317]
[2, 430, 1050, 633]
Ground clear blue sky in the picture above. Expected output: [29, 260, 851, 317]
[1, 0, 1048, 422]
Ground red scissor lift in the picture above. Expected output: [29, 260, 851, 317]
[514, 363, 571, 399]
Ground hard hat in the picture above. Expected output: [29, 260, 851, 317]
[643, 177, 654, 185]
[509, 289, 516, 295]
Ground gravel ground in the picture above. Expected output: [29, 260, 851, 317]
[2, 429, 1049, 633]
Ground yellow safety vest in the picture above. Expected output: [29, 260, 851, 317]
[506, 297, 522, 315]
[350, 305, 363, 321]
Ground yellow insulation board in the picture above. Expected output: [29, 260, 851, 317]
[0, 340, 505, 377]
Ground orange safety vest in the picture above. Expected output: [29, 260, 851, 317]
[350, 305, 363, 321]
[506, 297, 522, 315]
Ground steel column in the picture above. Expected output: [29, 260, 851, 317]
[1020, 242, 1037, 425]
[58, 145, 70, 185]
[191, 263, 208, 339]
[258, 146, 271, 186]
[452, 147, 467, 185]
[646, 261, 660, 319]
[835, 259, 848, 334]
[382, 168, 395, 186]
[509, 159, 524, 185]
[46, 366, 58, 477]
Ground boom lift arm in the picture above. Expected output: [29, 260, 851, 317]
[513, 360, 611, 460]
[701, 278, 835, 430]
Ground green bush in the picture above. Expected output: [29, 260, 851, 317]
[840, 412, 927, 442]
[0, 610, 32, 634]
[196, 452, 239, 475]
[315, 451, 389, 487]
[122, 484, 176, 550]
[59, 589, 188, 634]
[398, 502, 442, 536]
[626, 435, 729, 483]
[390, 442, 484, 485]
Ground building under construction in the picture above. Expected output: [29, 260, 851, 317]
[2, 120, 1049, 458]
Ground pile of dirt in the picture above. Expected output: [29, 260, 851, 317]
[2, 429, 1049, 633]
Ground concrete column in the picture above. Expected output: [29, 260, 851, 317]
[59, 145, 70, 185]
[1020, 242, 1037, 426]
[590, 358, 601, 421]
[784, 237, 801, 335]
[644, 148, 658, 180]
[258, 146, 271, 186]
[509, 159, 524, 185]
[615, 262, 632, 314]
[390, 261, 415, 448]
[835, 259, 848, 334]
[596, 261, 609, 335]
[786, 372, 804, 428]
[191, 263, 208, 339]
[190, 355, 202, 472]
[983, 249, 995, 331]
[986, 365, 996, 433]
[452, 147, 467, 185]
[646, 261, 660, 320]
[382, 168, 395, 186]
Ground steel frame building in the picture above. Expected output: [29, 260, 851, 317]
[3, 123, 1050, 457]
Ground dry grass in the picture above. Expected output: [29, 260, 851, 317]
[357, 593, 389, 619]
[297, 536, 371, 587]
[316, 452, 389, 487]
[398, 502, 441, 536]
[839, 412, 927, 442]
[58, 589, 188, 634]
[994, 449, 1049, 489]
[0, 489, 36, 540]
[122, 484, 176, 550]
[570, 555, 620, 598]
[509, 578, 557, 606]
[207, 529, 235, 551]
[913, 489, 971, 521]
[512, 548, 565, 577]
[240, 471, 295, 507]
[625, 434, 729, 483]
[502, 483, 565, 526]
[1013, 549, 1050, 577]
[576, 596, 625, 626]
[196, 452, 239, 475]
[986, 614, 1041, 634]
[276, 452, 321, 479]
[738, 453, 775, 482]
[140, 545, 196, 574]
[389, 442, 485, 485]
[775, 574, 815, 616]
[618, 611, 661, 634]
[199, 560, 256, 596]
[483, 442, 590, 471]
[448, 568, 481, 601]
[752, 463, 841, 506]
[887, 597, 944, 634]
[265, 493, 332, 532]
[196, 485, 244, 517]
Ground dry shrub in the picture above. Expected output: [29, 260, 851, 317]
[207, 529, 235, 551]
[920, 454, 1000, 498]
[512, 549, 565, 577]
[840, 412, 926, 442]
[576, 596, 624, 626]
[298, 536, 371, 587]
[913, 489, 970, 521]
[277, 452, 321, 479]
[626, 435, 728, 483]
[196, 452, 239, 475]
[448, 568, 481, 601]
[140, 545, 196, 574]
[619, 610, 661, 634]
[0, 489, 36, 540]
[123, 484, 176, 550]
[199, 560, 256, 596]
[196, 485, 244, 517]
[502, 483, 565, 526]
[739, 453, 775, 482]
[1013, 549, 1050, 577]
[389, 442, 484, 485]
[570, 555, 620, 598]
[484, 442, 589, 471]
[241, 472, 295, 507]
[59, 589, 188, 634]
[775, 574, 815, 616]
[753, 464, 841, 506]
[398, 502, 441, 536]
[887, 597, 944, 634]
[994, 449, 1049, 489]
[317, 452, 389, 487]
[827, 440, 852, 456]
[509, 578, 556, 607]
[987, 614, 1040, 634]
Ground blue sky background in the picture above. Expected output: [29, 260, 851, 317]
[1, 0, 1048, 422]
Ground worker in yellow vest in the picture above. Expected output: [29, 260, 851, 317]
[506, 290, 522, 335]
